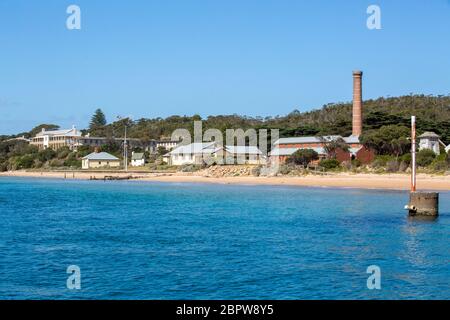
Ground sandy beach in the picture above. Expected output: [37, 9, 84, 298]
[1, 170, 449, 191]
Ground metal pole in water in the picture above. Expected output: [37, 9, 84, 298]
[405, 115, 439, 218]
[411, 116, 416, 192]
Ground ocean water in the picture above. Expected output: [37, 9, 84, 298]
[0, 177, 449, 300]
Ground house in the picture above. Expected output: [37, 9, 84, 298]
[418, 132, 442, 155]
[82, 152, 120, 169]
[131, 152, 145, 167]
[169, 142, 216, 165]
[168, 142, 264, 165]
[30, 126, 82, 150]
[221, 146, 264, 165]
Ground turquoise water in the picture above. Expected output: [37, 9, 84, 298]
[0, 177, 449, 300]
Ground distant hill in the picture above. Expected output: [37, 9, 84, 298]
[3, 94, 449, 145]
[88, 94, 450, 144]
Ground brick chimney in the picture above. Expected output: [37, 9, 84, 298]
[352, 70, 363, 136]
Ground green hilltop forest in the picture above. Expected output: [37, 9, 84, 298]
[89, 94, 450, 144]
[1, 94, 449, 172]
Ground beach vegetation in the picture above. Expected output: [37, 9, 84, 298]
[416, 149, 436, 167]
[287, 149, 319, 166]
[319, 159, 340, 170]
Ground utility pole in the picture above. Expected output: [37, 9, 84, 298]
[124, 125, 128, 172]
[117, 115, 129, 172]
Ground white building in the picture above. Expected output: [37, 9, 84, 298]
[168, 142, 264, 166]
[30, 126, 82, 150]
[82, 152, 120, 169]
[131, 152, 145, 167]
[418, 132, 442, 155]
[156, 140, 179, 151]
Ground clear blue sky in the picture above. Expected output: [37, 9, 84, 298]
[1, 0, 450, 134]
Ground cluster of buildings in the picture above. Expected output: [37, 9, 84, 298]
[21, 70, 449, 170]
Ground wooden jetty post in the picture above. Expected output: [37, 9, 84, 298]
[405, 116, 439, 217]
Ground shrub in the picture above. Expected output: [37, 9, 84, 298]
[49, 159, 65, 167]
[432, 160, 448, 171]
[319, 159, 340, 170]
[0, 161, 7, 172]
[17, 154, 36, 169]
[279, 164, 292, 175]
[399, 161, 409, 172]
[400, 153, 411, 166]
[64, 158, 82, 168]
[57, 147, 71, 159]
[416, 149, 435, 167]
[386, 160, 400, 172]
[179, 164, 201, 172]
[371, 155, 396, 168]
[38, 148, 57, 162]
[251, 165, 262, 177]
[287, 149, 319, 166]
[351, 159, 362, 168]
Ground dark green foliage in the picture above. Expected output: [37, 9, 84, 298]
[157, 146, 168, 156]
[416, 149, 436, 167]
[319, 159, 340, 170]
[89, 109, 107, 130]
[80, 95, 450, 150]
[16, 154, 36, 169]
[287, 149, 319, 166]
[360, 125, 411, 156]
[37, 149, 57, 162]
[100, 140, 121, 156]
[322, 137, 349, 159]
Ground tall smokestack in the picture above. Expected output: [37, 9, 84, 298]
[352, 70, 363, 136]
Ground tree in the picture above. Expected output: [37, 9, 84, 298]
[287, 149, 319, 166]
[321, 137, 349, 159]
[89, 109, 107, 130]
[360, 125, 410, 157]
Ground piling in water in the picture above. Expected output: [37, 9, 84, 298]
[407, 192, 439, 217]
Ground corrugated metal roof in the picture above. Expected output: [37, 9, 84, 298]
[224, 146, 262, 155]
[343, 135, 360, 144]
[82, 152, 119, 161]
[270, 147, 326, 156]
[274, 135, 351, 145]
[36, 128, 81, 137]
[169, 142, 216, 155]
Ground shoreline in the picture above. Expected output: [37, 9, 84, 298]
[1, 170, 449, 191]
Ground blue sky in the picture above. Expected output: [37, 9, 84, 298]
[1, 0, 450, 134]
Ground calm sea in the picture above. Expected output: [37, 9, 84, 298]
[0, 177, 448, 300]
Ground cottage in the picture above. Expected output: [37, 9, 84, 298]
[131, 152, 145, 167]
[82, 152, 120, 169]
